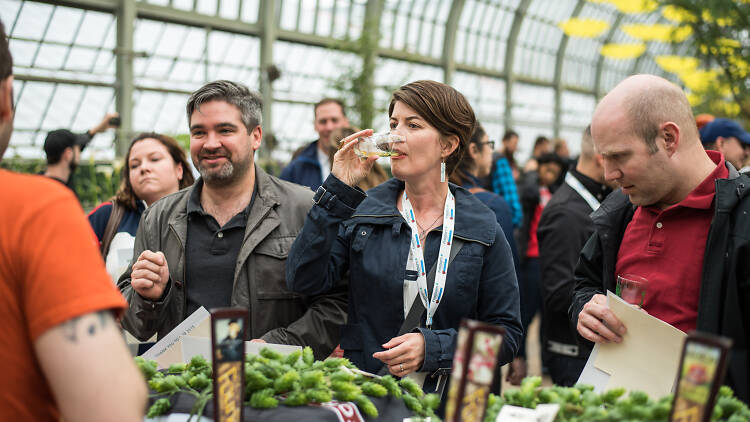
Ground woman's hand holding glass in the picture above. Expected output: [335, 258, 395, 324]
[331, 129, 378, 187]
[371, 332, 425, 376]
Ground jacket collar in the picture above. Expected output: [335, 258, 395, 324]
[295, 141, 322, 167]
[593, 160, 748, 224]
[166, 165, 282, 256]
[352, 178, 497, 245]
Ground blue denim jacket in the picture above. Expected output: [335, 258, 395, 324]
[286, 175, 522, 380]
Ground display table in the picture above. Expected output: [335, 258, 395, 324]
[145, 392, 414, 421]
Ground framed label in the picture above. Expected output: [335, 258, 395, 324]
[445, 319, 505, 422]
[670, 331, 732, 422]
[211, 308, 248, 422]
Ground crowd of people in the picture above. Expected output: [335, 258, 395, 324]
[1, 15, 749, 421]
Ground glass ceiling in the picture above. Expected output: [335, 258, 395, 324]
[0, 0, 686, 164]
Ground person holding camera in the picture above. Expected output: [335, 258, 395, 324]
[42, 112, 120, 191]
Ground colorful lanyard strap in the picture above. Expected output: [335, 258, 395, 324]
[402, 189, 456, 329]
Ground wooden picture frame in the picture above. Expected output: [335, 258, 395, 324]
[669, 331, 732, 422]
[211, 308, 248, 422]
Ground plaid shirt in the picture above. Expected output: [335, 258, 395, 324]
[491, 157, 523, 227]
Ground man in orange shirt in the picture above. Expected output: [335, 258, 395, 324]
[0, 20, 147, 420]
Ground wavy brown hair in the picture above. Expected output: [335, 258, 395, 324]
[388, 80, 475, 179]
[114, 133, 194, 210]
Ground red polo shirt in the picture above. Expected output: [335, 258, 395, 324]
[614, 150, 728, 332]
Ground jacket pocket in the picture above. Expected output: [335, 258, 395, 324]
[351, 224, 374, 253]
[254, 236, 302, 300]
[452, 254, 484, 302]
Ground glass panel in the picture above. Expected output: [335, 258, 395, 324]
[511, 83, 555, 159]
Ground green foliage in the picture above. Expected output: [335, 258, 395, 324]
[140, 345, 442, 420]
[656, 0, 750, 121]
[483, 378, 750, 422]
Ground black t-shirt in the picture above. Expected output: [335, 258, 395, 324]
[184, 180, 256, 317]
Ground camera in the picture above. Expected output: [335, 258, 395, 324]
[109, 116, 121, 127]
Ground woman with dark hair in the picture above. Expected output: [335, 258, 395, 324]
[287, 80, 521, 398]
[89, 133, 194, 281]
[450, 122, 519, 269]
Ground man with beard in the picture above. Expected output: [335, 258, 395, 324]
[118, 80, 347, 359]
[42, 113, 119, 192]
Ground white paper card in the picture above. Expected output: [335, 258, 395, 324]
[180, 336, 301, 363]
[576, 345, 611, 393]
[496, 405, 539, 422]
[141, 307, 301, 368]
[141, 307, 211, 367]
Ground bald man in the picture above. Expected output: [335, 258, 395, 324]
[569, 75, 750, 401]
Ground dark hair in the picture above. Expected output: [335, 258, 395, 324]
[533, 135, 549, 150]
[389, 80, 475, 178]
[314, 98, 346, 118]
[114, 132, 195, 210]
[0, 20, 11, 81]
[536, 152, 567, 169]
[502, 130, 518, 142]
[186, 80, 262, 133]
[450, 122, 486, 186]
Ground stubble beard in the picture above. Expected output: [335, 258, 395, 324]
[198, 153, 252, 187]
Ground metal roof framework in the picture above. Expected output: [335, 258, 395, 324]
[0, 0, 683, 162]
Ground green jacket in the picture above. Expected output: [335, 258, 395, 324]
[118, 166, 347, 359]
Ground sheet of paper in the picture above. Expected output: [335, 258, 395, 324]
[576, 344, 611, 393]
[180, 337, 301, 364]
[592, 291, 686, 398]
[141, 307, 211, 365]
[495, 404, 560, 422]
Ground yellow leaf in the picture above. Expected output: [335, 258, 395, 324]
[654, 55, 699, 74]
[728, 55, 750, 78]
[661, 5, 697, 23]
[670, 26, 693, 43]
[600, 43, 646, 59]
[679, 70, 718, 92]
[588, 0, 658, 14]
[558, 18, 610, 38]
[621, 23, 690, 42]
[686, 93, 702, 106]
[702, 9, 735, 26]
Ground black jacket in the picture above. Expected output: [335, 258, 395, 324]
[538, 171, 610, 360]
[569, 163, 750, 402]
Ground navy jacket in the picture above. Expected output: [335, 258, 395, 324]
[280, 141, 323, 191]
[286, 175, 522, 380]
[461, 174, 519, 271]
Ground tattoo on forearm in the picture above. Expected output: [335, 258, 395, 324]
[60, 310, 112, 343]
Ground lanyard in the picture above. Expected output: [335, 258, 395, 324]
[402, 189, 456, 329]
[565, 172, 601, 212]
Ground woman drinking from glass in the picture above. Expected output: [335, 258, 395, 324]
[286, 80, 521, 397]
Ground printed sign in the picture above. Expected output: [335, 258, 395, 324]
[211, 308, 248, 422]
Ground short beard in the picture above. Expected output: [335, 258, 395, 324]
[198, 154, 252, 187]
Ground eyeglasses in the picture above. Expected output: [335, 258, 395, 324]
[478, 140, 496, 150]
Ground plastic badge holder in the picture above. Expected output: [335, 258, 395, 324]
[353, 132, 405, 158]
